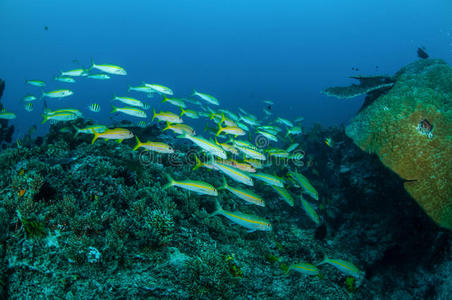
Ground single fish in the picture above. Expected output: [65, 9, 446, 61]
[60, 68, 87, 76]
[73, 124, 107, 137]
[163, 174, 218, 196]
[177, 132, 227, 159]
[295, 116, 305, 123]
[132, 136, 174, 153]
[90, 128, 134, 144]
[276, 117, 293, 127]
[192, 90, 219, 105]
[213, 160, 254, 186]
[325, 137, 334, 148]
[317, 256, 363, 279]
[26, 80, 46, 87]
[263, 100, 274, 105]
[216, 123, 246, 137]
[236, 145, 266, 161]
[88, 103, 101, 112]
[214, 138, 239, 155]
[210, 200, 271, 232]
[219, 177, 264, 206]
[300, 196, 320, 225]
[267, 148, 289, 158]
[111, 105, 147, 118]
[180, 107, 199, 119]
[144, 83, 174, 95]
[0, 111, 16, 119]
[87, 73, 110, 80]
[163, 122, 195, 135]
[128, 84, 154, 93]
[286, 143, 299, 152]
[162, 95, 186, 108]
[257, 130, 278, 142]
[24, 103, 33, 112]
[271, 185, 294, 206]
[113, 96, 144, 107]
[55, 76, 76, 83]
[42, 89, 74, 99]
[22, 95, 37, 102]
[286, 126, 302, 136]
[289, 171, 319, 200]
[152, 109, 183, 123]
[90, 61, 127, 75]
[288, 263, 319, 276]
[251, 173, 284, 187]
[41, 112, 78, 124]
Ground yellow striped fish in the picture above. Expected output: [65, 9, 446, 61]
[210, 200, 271, 232]
[213, 160, 253, 186]
[111, 105, 147, 118]
[219, 177, 264, 206]
[251, 173, 284, 187]
[317, 256, 363, 279]
[163, 174, 218, 196]
[288, 263, 319, 276]
[152, 109, 183, 123]
[90, 128, 134, 144]
[177, 132, 227, 159]
[132, 136, 174, 153]
[300, 196, 320, 225]
[271, 185, 294, 206]
[289, 171, 319, 200]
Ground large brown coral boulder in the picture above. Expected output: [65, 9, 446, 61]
[345, 59, 452, 230]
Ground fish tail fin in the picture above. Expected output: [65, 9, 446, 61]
[210, 200, 224, 217]
[111, 105, 118, 114]
[90, 129, 100, 144]
[192, 155, 203, 171]
[87, 58, 94, 72]
[180, 107, 186, 117]
[161, 95, 168, 103]
[73, 125, 81, 138]
[162, 122, 171, 131]
[316, 254, 329, 266]
[152, 108, 156, 122]
[220, 112, 225, 124]
[127, 85, 131, 92]
[216, 123, 224, 137]
[40, 114, 48, 124]
[192, 89, 197, 96]
[132, 136, 142, 151]
[214, 137, 220, 146]
[162, 174, 175, 190]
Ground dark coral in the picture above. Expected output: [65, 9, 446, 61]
[322, 75, 394, 99]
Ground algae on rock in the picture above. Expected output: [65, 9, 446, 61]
[345, 59, 452, 230]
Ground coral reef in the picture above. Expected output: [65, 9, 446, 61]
[322, 75, 394, 99]
[345, 59, 452, 230]
[0, 78, 15, 146]
[0, 121, 450, 298]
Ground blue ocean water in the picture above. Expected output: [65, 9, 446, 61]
[0, 0, 451, 138]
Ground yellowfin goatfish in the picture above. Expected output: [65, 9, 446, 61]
[251, 173, 284, 187]
[300, 197, 320, 225]
[217, 159, 256, 173]
[267, 148, 289, 158]
[286, 126, 302, 136]
[288, 171, 319, 200]
[257, 130, 278, 142]
[41, 112, 78, 124]
[286, 143, 299, 152]
[192, 90, 219, 105]
[220, 177, 264, 206]
[163, 174, 218, 196]
[212, 160, 254, 186]
[113, 96, 144, 107]
[55, 76, 76, 83]
[42, 89, 74, 99]
[87, 73, 110, 80]
[24, 103, 33, 112]
[90, 61, 127, 75]
[317, 256, 363, 279]
[214, 138, 239, 155]
[163, 122, 195, 135]
[132, 136, 174, 153]
[276, 117, 293, 127]
[177, 132, 227, 159]
[61, 69, 87, 76]
[73, 124, 107, 137]
[192, 155, 218, 171]
[162, 96, 186, 108]
[271, 185, 294, 207]
[210, 200, 271, 232]
[0, 111, 16, 119]
[180, 107, 199, 119]
[236, 145, 266, 161]
[239, 114, 260, 126]
[263, 100, 274, 105]
[26, 80, 46, 87]
[111, 105, 147, 118]
[144, 83, 174, 95]
[152, 109, 183, 123]
[45, 108, 82, 117]
[128, 85, 154, 93]
[88, 103, 101, 112]
[90, 128, 134, 144]
[23, 95, 37, 102]
[288, 263, 319, 276]
[216, 124, 246, 137]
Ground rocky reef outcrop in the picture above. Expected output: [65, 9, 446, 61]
[0, 78, 14, 145]
[344, 59, 452, 230]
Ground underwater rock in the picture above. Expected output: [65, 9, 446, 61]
[0, 78, 14, 144]
[345, 59, 452, 230]
[322, 75, 394, 99]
